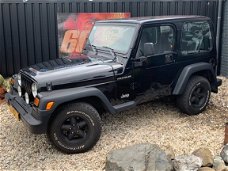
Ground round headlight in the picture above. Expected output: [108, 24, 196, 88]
[31, 83, 38, 97]
[17, 74, 21, 86]
[25, 92, 29, 104]
[17, 86, 22, 97]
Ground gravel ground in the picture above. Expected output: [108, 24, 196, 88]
[0, 77, 228, 170]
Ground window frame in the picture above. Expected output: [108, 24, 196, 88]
[136, 23, 177, 58]
[180, 20, 213, 55]
[87, 22, 139, 55]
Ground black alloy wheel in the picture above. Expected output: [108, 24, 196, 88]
[177, 76, 211, 115]
[61, 116, 88, 142]
[48, 102, 101, 154]
[189, 85, 209, 108]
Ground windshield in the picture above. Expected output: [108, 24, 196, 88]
[88, 24, 136, 54]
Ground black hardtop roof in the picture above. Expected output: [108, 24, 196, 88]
[97, 15, 210, 24]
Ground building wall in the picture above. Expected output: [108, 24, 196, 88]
[0, 0, 220, 77]
[221, 0, 228, 77]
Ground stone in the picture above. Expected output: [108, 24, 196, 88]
[0, 99, 5, 105]
[213, 156, 226, 171]
[198, 167, 215, 171]
[220, 145, 228, 164]
[222, 167, 228, 171]
[105, 143, 173, 171]
[192, 148, 213, 167]
[164, 145, 175, 160]
[172, 154, 202, 171]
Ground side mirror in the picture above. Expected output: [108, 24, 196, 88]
[144, 43, 155, 57]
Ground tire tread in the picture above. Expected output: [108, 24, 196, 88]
[47, 102, 101, 154]
[177, 76, 211, 115]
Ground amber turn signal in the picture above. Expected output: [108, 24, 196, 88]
[46, 101, 54, 110]
[34, 97, 40, 107]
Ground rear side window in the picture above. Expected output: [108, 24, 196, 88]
[181, 21, 212, 55]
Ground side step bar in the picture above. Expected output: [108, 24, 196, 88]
[113, 101, 136, 113]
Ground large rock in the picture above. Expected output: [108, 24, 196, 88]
[220, 145, 228, 164]
[222, 167, 228, 171]
[105, 143, 173, 171]
[213, 156, 226, 171]
[172, 155, 202, 171]
[164, 145, 175, 160]
[198, 167, 215, 171]
[192, 148, 213, 167]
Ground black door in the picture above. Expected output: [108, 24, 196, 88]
[133, 24, 179, 103]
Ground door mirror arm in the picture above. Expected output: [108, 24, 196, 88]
[132, 56, 147, 67]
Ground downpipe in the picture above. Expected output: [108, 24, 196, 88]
[216, 0, 224, 76]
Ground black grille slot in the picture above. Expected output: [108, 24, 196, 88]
[21, 74, 33, 95]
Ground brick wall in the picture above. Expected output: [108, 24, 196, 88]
[221, 0, 228, 77]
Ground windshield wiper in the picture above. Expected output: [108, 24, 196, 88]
[91, 44, 98, 54]
[84, 39, 98, 55]
[102, 46, 117, 61]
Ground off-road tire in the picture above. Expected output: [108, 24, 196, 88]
[48, 102, 101, 154]
[177, 76, 211, 115]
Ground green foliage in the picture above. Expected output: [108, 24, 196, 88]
[0, 74, 10, 91]
[0, 75, 4, 85]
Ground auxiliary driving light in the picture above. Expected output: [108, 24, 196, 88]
[25, 92, 29, 104]
[17, 74, 21, 86]
[17, 86, 22, 97]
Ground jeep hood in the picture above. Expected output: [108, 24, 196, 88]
[20, 54, 123, 89]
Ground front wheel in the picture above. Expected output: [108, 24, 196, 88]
[48, 102, 101, 154]
[177, 76, 211, 115]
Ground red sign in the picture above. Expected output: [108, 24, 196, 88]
[58, 13, 130, 57]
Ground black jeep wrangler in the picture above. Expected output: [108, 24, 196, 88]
[6, 16, 222, 153]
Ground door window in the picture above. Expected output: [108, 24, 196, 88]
[181, 21, 212, 55]
[137, 25, 175, 57]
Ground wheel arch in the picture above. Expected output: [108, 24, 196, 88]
[39, 87, 115, 112]
[173, 62, 218, 95]
[51, 96, 108, 118]
[38, 87, 116, 130]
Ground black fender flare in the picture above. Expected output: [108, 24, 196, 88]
[38, 87, 116, 114]
[172, 62, 217, 95]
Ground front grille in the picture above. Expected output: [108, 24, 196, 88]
[21, 74, 33, 95]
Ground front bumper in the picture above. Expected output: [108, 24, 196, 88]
[5, 92, 50, 134]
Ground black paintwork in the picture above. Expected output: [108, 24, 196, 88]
[97, 15, 210, 24]
[6, 16, 221, 134]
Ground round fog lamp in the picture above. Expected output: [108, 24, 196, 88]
[17, 86, 22, 97]
[25, 92, 29, 104]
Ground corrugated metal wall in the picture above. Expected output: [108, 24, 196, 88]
[0, 0, 219, 77]
[221, 0, 228, 77]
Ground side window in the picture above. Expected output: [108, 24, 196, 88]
[181, 21, 212, 55]
[137, 25, 175, 57]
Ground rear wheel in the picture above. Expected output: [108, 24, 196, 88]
[177, 76, 211, 115]
[48, 102, 101, 154]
